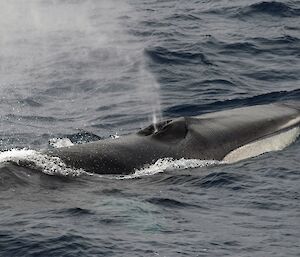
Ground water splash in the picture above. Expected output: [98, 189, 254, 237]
[0, 149, 85, 177]
[109, 133, 120, 139]
[49, 138, 74, 148]
[115, 158, 221, 179]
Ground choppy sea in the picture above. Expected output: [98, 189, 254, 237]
[0, 0, 299, 256]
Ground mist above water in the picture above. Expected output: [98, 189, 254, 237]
[0, 0, 161, 134]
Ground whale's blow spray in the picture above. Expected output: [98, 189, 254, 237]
[0, 0, 162, 135]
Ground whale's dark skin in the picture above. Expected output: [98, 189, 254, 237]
[45, 102, 300, 175]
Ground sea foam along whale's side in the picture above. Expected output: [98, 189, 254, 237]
[44, 101, 300, 175]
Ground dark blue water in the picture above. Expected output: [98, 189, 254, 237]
[0, 0, 299, 256]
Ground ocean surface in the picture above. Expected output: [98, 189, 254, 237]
[0, 0, 300, 256]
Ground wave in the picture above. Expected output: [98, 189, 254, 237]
[237, 1, 300, 18]
[203, 35, 300, 58]
[0, 231, 95, 257]
[53, 207, 94, 216]
[191, 171, 243, 188]
[164, 89, 300, 117]
[139, 169, 248, 190]
[144, 46, 213, 65]
[254, 35, 300, 45]
[166, 13, 201, 21]
[221, 42, 261, 55]
[243, 69, 298, 82]
[146, 197, 201, 209]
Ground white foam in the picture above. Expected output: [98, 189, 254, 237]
[116, 158, 221, 179]
[0, 149, 85, 176]
[223, 126, 300, 163]
[49, 138, 74, 148]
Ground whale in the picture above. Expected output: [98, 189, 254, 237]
[44, 101, 300, 175]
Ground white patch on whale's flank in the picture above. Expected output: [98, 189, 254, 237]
[49, 138, 74, 148]
[223, 126, 300, 163]
[0, 149, 85, 176]
[116, 158, 221, 179]
[279, 116, 300, 130]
